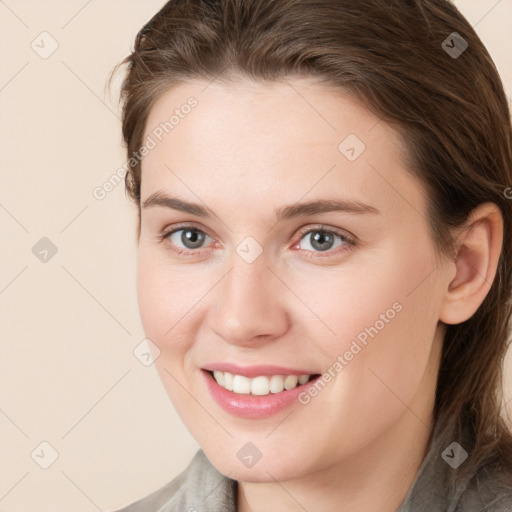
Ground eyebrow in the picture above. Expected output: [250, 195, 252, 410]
[142, 190, 380, 221]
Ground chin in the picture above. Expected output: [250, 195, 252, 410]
[203, 445, 311, 483]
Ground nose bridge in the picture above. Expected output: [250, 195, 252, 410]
[209, 252, 289, 345]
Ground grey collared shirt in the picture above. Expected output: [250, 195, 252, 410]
[112, 419, 512, 512]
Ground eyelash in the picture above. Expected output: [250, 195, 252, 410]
[158, 223, 356, 259]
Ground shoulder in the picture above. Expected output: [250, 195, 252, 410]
[398, 417, 512, 512]
[457, 462, 512, 512]
[109, 449, 237, 512]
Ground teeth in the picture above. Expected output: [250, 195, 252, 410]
[211, 371, 313, 395]
[298, 375, 310, 385]
[284, 375, 298, 390]
[269, 375, 284, 393]
[233, 374, 251, 394]
[223, 371, 234, 391]
[251, 376, 270, 395]
[213, 370, 224, 387]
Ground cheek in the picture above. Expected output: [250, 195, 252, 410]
[298, 235, 442, 396]
[287, 247, 443, 456]
[289, 244, 433, 356]
[136, 249, 198, 355]
[136, 252, 201, 415]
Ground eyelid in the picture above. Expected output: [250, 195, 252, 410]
[159, 222, 216, 254]
[294, 224, 356, 244]
[291, 224, 356, 258]
[161, 221, 214, 239]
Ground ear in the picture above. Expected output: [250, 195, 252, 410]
[439, 202, 503, 325]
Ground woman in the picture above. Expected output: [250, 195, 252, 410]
[110, 0, 512, 510]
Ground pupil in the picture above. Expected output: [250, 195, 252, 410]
[182, 229, 204, 249]
[312, 231, 333, 251]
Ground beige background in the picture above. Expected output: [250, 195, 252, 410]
[0, 1, 511, 510]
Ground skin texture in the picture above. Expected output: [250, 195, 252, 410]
[135, 77, 503, 512]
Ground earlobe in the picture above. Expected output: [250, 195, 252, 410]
[439, 203, 503, 325]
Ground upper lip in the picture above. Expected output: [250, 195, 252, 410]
[202, 362, 319, 378]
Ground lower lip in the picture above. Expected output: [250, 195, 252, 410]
[201, 370, 320, 419]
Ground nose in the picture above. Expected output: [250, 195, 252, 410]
[208, 255, 290, 348]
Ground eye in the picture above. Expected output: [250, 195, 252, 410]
[160, 223, 355, 258]
[161, 225, 214, 254]
[294, 226, 355, 257]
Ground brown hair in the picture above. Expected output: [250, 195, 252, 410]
[110, 0, 512, 496]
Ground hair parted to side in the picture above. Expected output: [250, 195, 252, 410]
[110, 0, 512, 495]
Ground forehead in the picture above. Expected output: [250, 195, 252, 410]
[140, 78, 426, 223]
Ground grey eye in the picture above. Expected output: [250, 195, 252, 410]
[299, 230, 345, 252]
[169, 228, 210, 250]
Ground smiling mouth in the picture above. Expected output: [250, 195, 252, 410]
[205, 369, 321, 396]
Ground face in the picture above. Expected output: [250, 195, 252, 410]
[136, 77, 450, 482]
